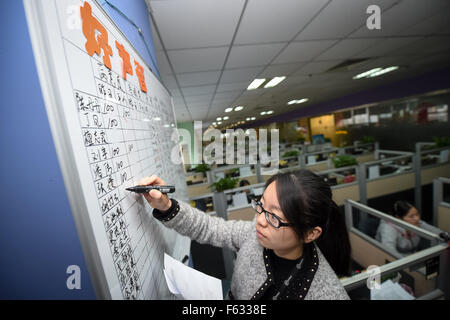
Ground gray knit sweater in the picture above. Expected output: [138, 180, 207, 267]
[158, 200, 350, 300]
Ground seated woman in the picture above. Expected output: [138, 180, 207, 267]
[375, 200, 443, 257]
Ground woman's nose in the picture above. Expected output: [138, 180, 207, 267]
[256, 211, 267, 227]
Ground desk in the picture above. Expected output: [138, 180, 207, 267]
[349, 231, 436, 297]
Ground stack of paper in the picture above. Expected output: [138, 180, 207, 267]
[370, 280, 415, 300]
[163, 253, 223, 300]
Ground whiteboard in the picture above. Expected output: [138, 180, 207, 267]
[24, 0, 190, 299]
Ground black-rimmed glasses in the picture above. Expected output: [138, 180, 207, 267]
[251, 198, 293, 229]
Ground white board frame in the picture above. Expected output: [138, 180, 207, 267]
[23, 0, 190, 299]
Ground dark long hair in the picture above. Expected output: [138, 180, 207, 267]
[265, 169, 351, 277]
[393, 200, 414, 218]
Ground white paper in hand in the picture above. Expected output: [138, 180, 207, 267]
[164, 253, 223, 300]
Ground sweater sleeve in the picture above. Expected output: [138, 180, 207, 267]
[377, 221, 404, 258]
[153, 199, 254, 252]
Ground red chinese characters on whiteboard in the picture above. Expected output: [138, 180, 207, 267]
[80, 1, 148, 93]
[115, 41, 133, 80]
[134, 60, 147, 93]
[80, 1, 113, 69]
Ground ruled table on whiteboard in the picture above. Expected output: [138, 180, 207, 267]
[47, 0, 189, 300]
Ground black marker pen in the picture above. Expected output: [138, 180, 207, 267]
[125, 185, 176, 194]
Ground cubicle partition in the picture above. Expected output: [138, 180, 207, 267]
[358, 150, 415, 205]
[186, 171, 212, 198]
[300, 148, 339, 172]
[339, 142, 379, 165]
[224, 183, 265, 221]
[433, 177, 450, 233]
[342, 199, 449, 299]
[189, 192, 216, 216]
[415, 143, 450, 213]
[321, 166, 361, 206]
[211, 163, 261, 185]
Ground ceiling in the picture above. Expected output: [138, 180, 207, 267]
[145, 0, 450, 128]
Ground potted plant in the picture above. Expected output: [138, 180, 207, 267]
[422, 136, 450, 151]
[210, 176, 239, 192]
[360, 136, 375, 144]
[194, 163, 210, 179]
[282, 150, 300, 158]
[228, 168, 240, 178]
[332, 155, 358, 168]
[432, 136, 450, 148]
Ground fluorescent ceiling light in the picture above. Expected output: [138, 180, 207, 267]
[264, 76, 286, 88]
[246, 117, 251, 121]
[247, 78, 266, 90]
[352, 67, 384, 79]
[225, 107, 233, 112]
[260, 111, 266, 115]
[234, 106, 244, 111]
[216, 117, 222, 121]
[217, 121, 222, 124]
[154, 117, 161, 121]
[212, 122, 217, 125]
[251, 117, 256, 120]
[287, 98, 308, 105]
[223, 116, 229, 120]
[367, 66, 399, 78]
[267, 110, 274, 114]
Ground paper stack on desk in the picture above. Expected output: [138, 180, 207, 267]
[370, 280, 415, 300]
[163, 253, 223, 300]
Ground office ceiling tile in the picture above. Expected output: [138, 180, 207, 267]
[350, 0, 450, 38]
[296, 0, 397, 40]
[149, 0, 450, 125]
[150, 0, 245, 50]
[294, 60, 343, 75]
[168, 47, 228, 73]
[273, 40, 337, 64]
[352, 37, 422, 59]
[176, 70, 221, 87]
[393, 36, 450, 56]
[216, 81, 250, 93]
[214, 90, 242, 101]
[226, 43, 286, 69]
[181, 85, 217, 97]
[259, 63, 305, 78]
[160, 73, 178, 90]
[220, 66, 264, 83]
[184, 94, 213, 104]
[316, 38, 382, 60]
[397, 10, 450, 37]
[234, 0, 328, 44]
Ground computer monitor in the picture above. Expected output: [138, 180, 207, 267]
[312, 134, 325, 145]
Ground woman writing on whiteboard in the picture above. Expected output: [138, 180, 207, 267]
[139, 169, 351, 300]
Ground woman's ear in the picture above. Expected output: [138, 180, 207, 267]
[304, 227, 322, 243]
